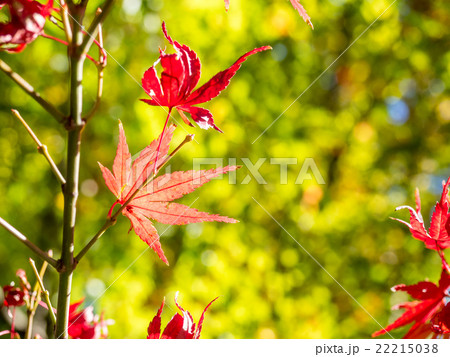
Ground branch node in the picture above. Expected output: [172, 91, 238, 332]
[56, 259, 66, 273]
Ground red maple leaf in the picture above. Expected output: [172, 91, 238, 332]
[393, 178, 450, 252]
[68, 299, 112, 339]
[0, 0, 55, 53]
[141, 22, 271, 132]
[147, 292, 218, 339]
[373, 268, 450, 338]
[2, 269, 31, 308]
[2, 285, 25, 307]
[431, 303, 450, 336]
[99, 122, 238, 264]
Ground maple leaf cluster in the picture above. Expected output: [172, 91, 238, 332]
[1, 270, 35, 338]
[99, 23, 272, 266]
[0, 0, 55, 52]
[147, 292, 217, 339]
[1, 269, 113, 339]
[373, 269, 450, 338]
[93, 21, 270, 339]
[374, 178, 450, 339]
[2, 269, 30, 308]
[95, 21, 271, 339]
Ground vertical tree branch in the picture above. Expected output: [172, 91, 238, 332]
[55, 6, 86, 339]
[25, 311, 35, 339]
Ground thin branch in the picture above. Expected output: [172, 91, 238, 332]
[79, 0, 116, 57]
[85, 9, 106, 122]
[0, 59, 65, 124]
[29, 258, 57, 328]
[74, 134, 194, 263]
[25, 311, 35, 339]
[0, 217, 58, 268]
[160, 134, 195, 168]
[25, 254, 51, 339]
[41, 34, 100, 64]
[74, 219, 113, 265]
[59, 0, 73, 44]
[11, 110, 66, 186]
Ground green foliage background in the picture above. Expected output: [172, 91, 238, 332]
[1, 0, 450, 338]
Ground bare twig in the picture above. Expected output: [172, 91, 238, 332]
[79, 0, 116, 57]
[59, 0, 73, 44]
[25, 254, 52, 339]
[55, 5, 86, 338]
[29, 258, 57, 327]
[85, 8, 106, 122]
[0, 59, 65, 124]
[0, 217, 58, 268]
[12, 110, 66, 186]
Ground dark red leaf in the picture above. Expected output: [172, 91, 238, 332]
[393, 282, 441, 301]
[141, 22, 271, 132]
[147, 299, 164, 339]
[394, 177, 450, 251]
[0, 0, 55, 52]
[2, 285, 25, 307]
[147, 292, 217, 339]
[185, 46, 272, 106]
[194, 296, 219, 339]
[431, 304, 450, 335]
[178, 105, 222, 132]
[68, 299, 112, 339]
[373, 268, 450, 338]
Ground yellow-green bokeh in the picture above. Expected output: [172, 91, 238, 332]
[1, 0, 450, 338]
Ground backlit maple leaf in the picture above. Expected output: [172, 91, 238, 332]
[393, 177, 450, 251]
[141, 22, 271, 132]
[98, 122, 238, 264]
[147, 292, 217, 339]
[0, 0, 55, 53]
[373, 268, 450, 338]
[289, 0, 313, 29]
